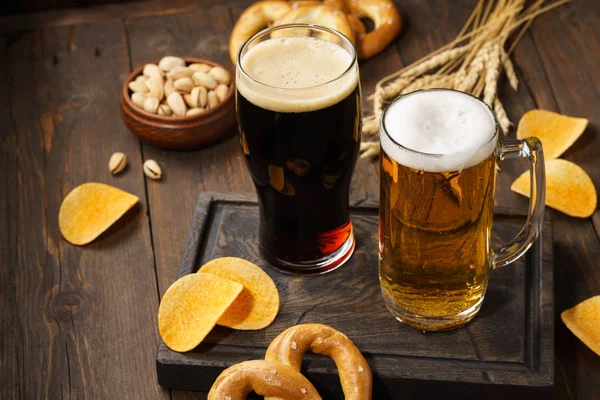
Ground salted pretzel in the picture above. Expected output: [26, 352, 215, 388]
[207, 359, 322, 400]
[229, 1, 293, 64]
[265, 324, 372, 400]
[272, 4, 356, 45]
[346, 0, 402, 59]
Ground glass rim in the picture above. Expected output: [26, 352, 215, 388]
[380, 88, 500, 158]
[236, 23, 358, 92]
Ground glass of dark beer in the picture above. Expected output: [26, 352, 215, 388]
[236, 24, 361, 274]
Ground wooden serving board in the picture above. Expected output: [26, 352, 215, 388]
[157, 192, 553, 399]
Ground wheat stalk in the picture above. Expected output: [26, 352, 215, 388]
[360, 0, 568, 159]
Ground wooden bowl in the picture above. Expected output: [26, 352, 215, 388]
[120, 57, 235, 150]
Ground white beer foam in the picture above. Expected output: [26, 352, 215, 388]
[381, 90, 498, 173]
[237, 36, 358, 113]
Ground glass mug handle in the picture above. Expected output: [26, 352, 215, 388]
[492, 137, 546, 269]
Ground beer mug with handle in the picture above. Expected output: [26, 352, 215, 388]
[379, 89, 546, 331]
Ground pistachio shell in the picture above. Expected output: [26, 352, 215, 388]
[158, 56, 185, 72]
[207, 91, 219, 109]
[166, 92, 186, 116]
[128, 79, 149, 94]
[173, 77, 195, 93]
[131, 92, 146, 108]
[215, 84, 229, 102]
[208, 66, 231, 85]
[146, 76, 164, 100]
[108, 152, 127, 174]
[169, 66, 194, 80]
[192, 72, 218, 89]
[188, 63, 212, 73]
[143, 159, 162, 180]
[143, 97, 159, 114]
[186, 108, 205, 117]
[143, 63, 163, 78]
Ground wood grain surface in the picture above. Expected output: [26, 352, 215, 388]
[156, 193, 554, 399]
[1, 0, 598, 399]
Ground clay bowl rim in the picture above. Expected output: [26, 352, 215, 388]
[121, 57, 235, 124]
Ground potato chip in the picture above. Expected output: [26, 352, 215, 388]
[561, 296, 600, 356]
[517, 109, 588, 160]
[511, 159, 597, 218]
[58, 182, 139, 245]
[158, 273, 243, 352]
[199, 257, 279, 330]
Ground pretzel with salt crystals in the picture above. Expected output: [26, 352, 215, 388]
[346, 0, 401, 59]
[229, 1, 292, 64]
[207, 359, 322, 400]
[265, 324, 372, 400]
[272, 4, 356, 45]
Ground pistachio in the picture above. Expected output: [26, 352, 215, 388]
[192, 71, 218, 89]
[143, 97, 159, 114]
[128, 79, 148, 94]
[158, 56, 185, 72]
[184, 86, 201, 108]
[207, 91, 219, 109]
[143, 63, 163, 79]
[198, 86, 208, 108]
[143, 159, 162, 180]
[186, 108, 205, 117]
[146, 76, 164, 100]
[169, 66, 194, 80]
[215, 84, 229, 102]
[131, 92, 146, 108]
[158, 104, 172, 116]
[164, 78, 175, 98]
[188, 63, 212, 73]
[108, 152, 127, 175]
[166, 92, 187, 116]
[132, 60, 229, 118]
[173, 77, 195, 93]
[208, 66, 231, 85]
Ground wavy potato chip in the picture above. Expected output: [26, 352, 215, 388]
[511, 159, 597, 218]
[158, 273, 243, 352]
[59, 182, 139, 245]
[517, 109, 588, 160]
[199, 257, 279, 330]
[561, 296, 600, 356]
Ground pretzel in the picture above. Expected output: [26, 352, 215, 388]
[346, 0, 402, 59]
[229, 1, 293, 64]
[288, 1, 367, 40]
[272, 4, 356, 45]
[290, 0, 346, 10]
[346, 14, 366, 36]
[207, 359, 322, 400]
[265, 324, 372, 400]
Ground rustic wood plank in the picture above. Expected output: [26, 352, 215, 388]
[525, 3, 600, 399]
[0, 0, 254, 33]
[0, 20, 168, 399]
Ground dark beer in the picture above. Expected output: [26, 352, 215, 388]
[236, 29, 361, 273]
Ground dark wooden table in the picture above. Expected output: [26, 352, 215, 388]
[1, 0, 598, 398]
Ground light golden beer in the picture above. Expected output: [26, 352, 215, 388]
[379, 89, 498, 330]
[379, 150, 496, 327]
